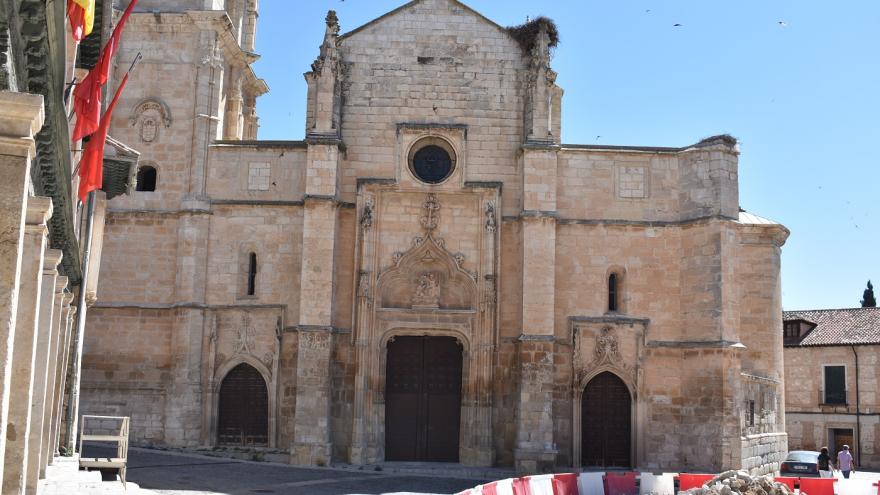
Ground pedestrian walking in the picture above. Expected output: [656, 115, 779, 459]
[837, 444, 855, 479]
[818, 446, 834, 478]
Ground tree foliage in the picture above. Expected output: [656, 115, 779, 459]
[862, 280, 877, 308]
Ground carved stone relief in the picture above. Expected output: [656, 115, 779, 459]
[129, 98, 172, 144]
[357, 270, 371, 299]
[140, 116, 158, 142]
[572, 323, 642, 389]
[412, 272, 440, 308]
[360, 196, 373, 230]
[420, 194, 440, 232]
[485, 202, 497, 233]
[235, 313, 256, 355]
[378, 194, 479, 310]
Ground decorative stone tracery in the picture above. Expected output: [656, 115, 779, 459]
[350, 187, 499, 467]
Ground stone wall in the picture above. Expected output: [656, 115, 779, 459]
[82, 0, 791, 475]
[785, 344, 880, 468]
[742, 433, 788, 476]
[0, 91, 80, 493]
[337, 0, 527, 213]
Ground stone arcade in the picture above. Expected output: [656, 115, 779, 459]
[83, 0, 790, 474]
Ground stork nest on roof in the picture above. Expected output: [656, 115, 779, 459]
[505, 16, 559, 53]
[696, 134, 738, 148]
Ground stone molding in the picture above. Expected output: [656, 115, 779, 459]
[0, 91, 44, 157]
[42, 249, 62, 274]
[517, 334, 555, 342]
[520, 210, 560, 219]
[569, 315, 650, 326]
[645, 339, 747, 349]
[129, 97, 173, 127]
[464, 181, 503, 190]
[396, 122, 468, 139]
[25, 196, 52, 226]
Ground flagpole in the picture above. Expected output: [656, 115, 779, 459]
[66, 190, 96, 453]
[65, 51, 142, 453]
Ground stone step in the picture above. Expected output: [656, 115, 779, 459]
[37, 455, 157, 495]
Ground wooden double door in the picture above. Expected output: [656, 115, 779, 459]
[217, 363, 269, 446]
[385, 336, 463, 462]
[582, 371, 632, 467]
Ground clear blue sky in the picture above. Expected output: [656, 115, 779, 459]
[253, 0, 880, 311]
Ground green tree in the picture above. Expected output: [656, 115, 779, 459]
[862, 280, 877, 308]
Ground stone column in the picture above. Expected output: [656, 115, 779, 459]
[0, 91, 44, 484]
[41, 276, 68, 471]
[291, 140, 341, 466]
[50, 288, 76, 456]
[515, 144, 560, 473]
[25, 249, 60, 492]
[291, 197, 338, 466]
[3, 196, 51, 495]
[291, 11, 342, 466]
[223, 67, 243, 140]
[165, 204, 211, 447]
[242, 0, 258, 53]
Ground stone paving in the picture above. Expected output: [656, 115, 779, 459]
[79, 446, 490, 495]
[39, 445, 880, 494]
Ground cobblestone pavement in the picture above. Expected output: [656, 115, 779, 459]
[91, 446, 488, 495]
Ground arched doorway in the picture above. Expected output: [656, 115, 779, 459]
[218, 363, 268, 446]
[582, 371, 631, 467]
[385, 336, 462, 461]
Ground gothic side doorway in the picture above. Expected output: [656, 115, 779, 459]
[217, 363, 269, 446]
[582, 371, 631, 467]
[385, 336, 463, 462]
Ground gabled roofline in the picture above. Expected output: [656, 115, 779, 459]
[784, 307, 879, 313]
[338, 0, 513, 44]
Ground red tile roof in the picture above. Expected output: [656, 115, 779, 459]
[783, 308, 880, 346]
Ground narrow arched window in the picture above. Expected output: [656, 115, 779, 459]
[136, 165, 157, 192]
[246, 252, 257, 296]
[608, 273, 619, 312]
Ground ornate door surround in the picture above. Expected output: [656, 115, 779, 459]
[570, 316, 647, 468]
[350, 182, 500, 467]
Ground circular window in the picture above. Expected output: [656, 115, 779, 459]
[408, 138, 456, 184]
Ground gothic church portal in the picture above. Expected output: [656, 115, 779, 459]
[83, 0, 789, 474]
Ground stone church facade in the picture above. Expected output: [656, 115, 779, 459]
[83, 0, 790, 474]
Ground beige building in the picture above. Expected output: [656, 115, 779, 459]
[784, 307, 880, 469]
[83, 0, 791, 474]
[0, 0, 140, 493]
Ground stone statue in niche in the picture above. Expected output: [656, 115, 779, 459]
[412, 272, 440, 308]
[140, 116, 158, 142]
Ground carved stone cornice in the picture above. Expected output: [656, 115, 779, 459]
[15, 0, 82, 283]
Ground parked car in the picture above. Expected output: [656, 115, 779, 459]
[780, 450, 821, 477]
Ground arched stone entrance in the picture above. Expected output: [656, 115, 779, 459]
[217, 363, 268, 446]
[385, 335, 463, 462]
[582, 371, 631, 467]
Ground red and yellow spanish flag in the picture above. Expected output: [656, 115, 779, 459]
[67, 0, 95, 43]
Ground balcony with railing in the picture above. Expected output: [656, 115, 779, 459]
[818, 388, 850, 406]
